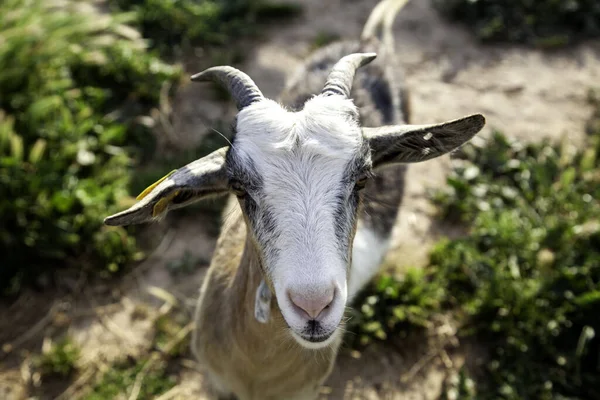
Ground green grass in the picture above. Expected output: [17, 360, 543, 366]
[0, 0, 181, 296]
[34, 337, 81, 378]
[429, 128, 600, 398]
[26, 304, 190, 399]
[349, 93, 600, 399]
[109, 0, 302, 57]
[434, 0, 600, 48]
[83, 303, 191, 399]
[347, 267, 445, 348]
[84, 359, 176, 400]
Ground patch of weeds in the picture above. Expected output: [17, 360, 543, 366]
[310, 31, 341, 50]
[109, 0, 301, 57]
[429, 130, 600, 399]
[0, 0, 180, 296]
[427, 94, 600, 398]
[34, 337, 80, 378]
[86, 301, 190, 399]
[84, 359, 176, 400]
[347, 267, 445, 348]
[434, 0, 600, 48]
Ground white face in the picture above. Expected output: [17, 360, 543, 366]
[227, 96, 371, 349]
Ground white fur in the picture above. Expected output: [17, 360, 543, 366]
[233, 96, 362, 347]
[348, 223, 390, 301]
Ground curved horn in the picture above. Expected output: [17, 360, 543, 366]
[191, 66, 264, 110]
[321, 53, 377, 98]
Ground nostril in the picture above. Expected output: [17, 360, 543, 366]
[288, 287, 335, 320]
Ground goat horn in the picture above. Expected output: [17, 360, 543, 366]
[321, 53, 377, 98]
[191, 66, 264, 110]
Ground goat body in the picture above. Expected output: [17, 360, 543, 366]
[193, 5, 413, 400]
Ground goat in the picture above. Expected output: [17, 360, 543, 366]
[104, 0, 485, 398]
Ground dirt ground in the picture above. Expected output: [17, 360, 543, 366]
[1, 0, 599, 399]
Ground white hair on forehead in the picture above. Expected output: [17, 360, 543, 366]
[234, 99, 296, 154]
[233, 96, 362, 161]
[300, 95, 362, 156]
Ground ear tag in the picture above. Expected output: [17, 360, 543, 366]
[254, 279, 272, 324]
[136, 169, 177, 201]
[151, 190, 179, 217]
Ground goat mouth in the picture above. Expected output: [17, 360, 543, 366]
[299, 331, 333, 343]
[289, 327, 338, 349]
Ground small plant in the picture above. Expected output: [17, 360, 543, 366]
[85, 359, 176, 400]
[429, 126, 600, 399]
[434, 0, 600, 48]
[85, 301, 190, 399]
[347, 267, 445, 348]
[431, 92, 600, 399]
[34, 337, 80, 378]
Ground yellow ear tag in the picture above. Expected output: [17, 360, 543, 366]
[152, 190, 180, 217]
[136, 170, 177, 201]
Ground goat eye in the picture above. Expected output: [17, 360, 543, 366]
[230, 181, 247, 198]
[355, 175, 368, 190]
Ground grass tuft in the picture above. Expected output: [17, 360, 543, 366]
[34, 337, 80, 378]
[84, 359, 176, 400]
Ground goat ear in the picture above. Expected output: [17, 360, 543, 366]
[104, 147, 229, 226]
[363, 114, 485, 168]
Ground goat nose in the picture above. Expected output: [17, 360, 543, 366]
[289, 288, 335, 320]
